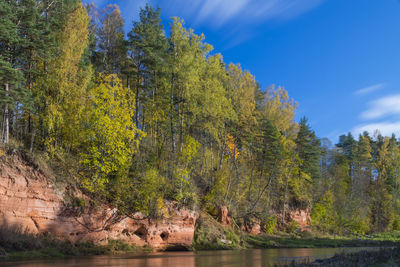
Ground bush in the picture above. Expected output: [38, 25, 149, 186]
[287, 220, 300, 234]
[393, 217, 400, 231]
[0, 222, 136, 260]
[107, 239, 136, 253]
[263, 216, 277, 234]
[193, 213, 242, 250]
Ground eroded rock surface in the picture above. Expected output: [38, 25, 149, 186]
[0, 153, 196, 249]
[287, 208, 311, 229]
[218, 206, 232, 226]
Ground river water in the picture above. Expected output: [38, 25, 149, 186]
[1, 247, 380, 267]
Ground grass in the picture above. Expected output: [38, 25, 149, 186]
[0, 223, 137, 261]
[192, 212, 400, 251]
[192, 212, 243, 250]
[245, 231, 400, 249]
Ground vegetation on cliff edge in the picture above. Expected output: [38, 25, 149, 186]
[1, 0, 400, 242]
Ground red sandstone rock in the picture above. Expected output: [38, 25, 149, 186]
[0, 153, 197, 249]
[287, 208, 311, 229]
[244, 218, 261, 235]
[217, 206, 232, 226]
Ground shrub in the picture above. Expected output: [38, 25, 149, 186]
[263, 216, 277, 234]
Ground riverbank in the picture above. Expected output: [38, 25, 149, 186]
[288, 247, 400, 266]
[0, 223, 143, 261]
[193, 212, 400, 251]
[3, 228, 399, 262]
[1, 148, 399, 262]
[245, 232, 400, 249]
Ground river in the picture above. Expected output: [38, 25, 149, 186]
[1, 247, 381, 267]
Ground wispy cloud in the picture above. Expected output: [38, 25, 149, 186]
[360, 94, 400, 120]
[354, 83, 386, 95]
[84, 0, 324, 48]
[353, 121, 400, 137]
[160, 0, 325, 29]
[351, 93, 400, 137]
[195, 0, 250, 28]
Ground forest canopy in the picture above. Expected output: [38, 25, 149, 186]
[1, 0, 400, 234]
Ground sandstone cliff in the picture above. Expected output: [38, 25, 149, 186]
[0, 152, 197, 249]
[217, 205, 311, 234]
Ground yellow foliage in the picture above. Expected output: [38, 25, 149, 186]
[37, 3, 92, 153]
[80, 73, 143, 191]
[225, 134, 239, 159]
[263, 86, 298, 138]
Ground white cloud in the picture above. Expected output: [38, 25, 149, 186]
[84, 0, 324, 48]
[353, 121, 400, 137]
[360, 94, 400, 120]
[354, 83, 386, 95]
[196, 0, 250, 28]
[161, 0, 325, 29]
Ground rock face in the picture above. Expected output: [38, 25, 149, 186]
[0, 152, 197, 249]
[217, 206, 232, 226]
[287, 208, 311, 229]
[241, 219, 261, 235]
[217, 204, 311, 235]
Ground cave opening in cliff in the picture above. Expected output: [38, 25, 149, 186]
[134, 226, 147, 240]
[160, 231, 169, 241]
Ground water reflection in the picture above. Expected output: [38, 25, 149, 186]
[1, 247, 380, 267]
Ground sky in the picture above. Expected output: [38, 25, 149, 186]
[84, 0, 400, 143]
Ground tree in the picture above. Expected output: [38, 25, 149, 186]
[246, 118, 283, 216]
[388, 136, 400, 202]
[371, 135, 394, 232]
[346, 133, 373, 233]
[80, 73, 142, 192]
[295, 117, 321, 181]
[0, 0, 24, 144]
[226, 63, 257, 136]
[336, 132, 357, 178]
[92, 4, 126, 74]
[38, 2, 92, 153]
[262, 86, 298, 138]
[127, 4, 169, 132]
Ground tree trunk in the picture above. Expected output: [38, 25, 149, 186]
[170, 73, 175, 153]
[30, 125, 36, 153]
[2, 84, 9, 144]
[135, 75, 140, 129]
[282, 172, 290, 224]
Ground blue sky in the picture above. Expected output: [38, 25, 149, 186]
[85, 0, 400, 143]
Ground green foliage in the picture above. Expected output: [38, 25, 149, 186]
[132, 168, 166, 217]
[393, 216, 400, 231]
[311, 190, 337, 232]
[72, 197, 86, 208]
[296, 117, 321, 182]
[263, 216, 277, 234]
[173, 135, 199, 207]
[347, 217, 370, 235]
[193, 213, 242, 250]
[106, 239, 136, 253]
[80, 73, 142, 192]
[0, 221, 138, 260]
[287, 221, 300, 234]
[4, 1, 400, 241]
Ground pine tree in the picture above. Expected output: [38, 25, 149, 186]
[295, 117, 321, 181]
[127, 4, 169, 132]
[0, 0, 23, 144]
